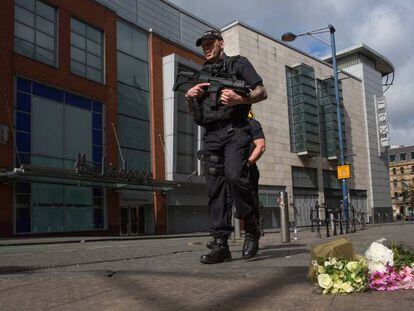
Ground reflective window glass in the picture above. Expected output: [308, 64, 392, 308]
[70, 18, 104, 83]
[14, 0, 56, 66]
[117, 52, 149, 91]
[117, 83, 149, 120]
[118, 115, 150, 151]
[117, 22, 148, 60]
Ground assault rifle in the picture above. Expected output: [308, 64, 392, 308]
[173, 70, 251, 107]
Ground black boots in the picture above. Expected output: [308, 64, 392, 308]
[242, 224, 260, 259]
[206, 237, 216, 249]
[200, 238, 232, 264]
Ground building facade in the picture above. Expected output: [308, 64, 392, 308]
[0, 0, 394, 237]
[388, 145, 414, 217]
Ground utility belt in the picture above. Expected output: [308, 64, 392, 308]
[204, 118, 248, 132]
[198, 150, 224, 176]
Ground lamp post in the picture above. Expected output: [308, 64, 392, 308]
[282, 25, 350, 232]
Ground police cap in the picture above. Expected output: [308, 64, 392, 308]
[196, 30, 223, 46]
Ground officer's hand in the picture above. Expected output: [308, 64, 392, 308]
[220, 89, 244, 106]
[186, 83, 210, 99]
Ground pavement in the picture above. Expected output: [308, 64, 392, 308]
[0, 223, 413, 310]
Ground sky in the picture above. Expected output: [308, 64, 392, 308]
[169, 0, 414, 148]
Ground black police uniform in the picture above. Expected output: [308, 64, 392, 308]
[247, 118, 265, 204]
[201, 54, 263, 239]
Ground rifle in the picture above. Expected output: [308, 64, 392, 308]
[173, 70, 251, 107]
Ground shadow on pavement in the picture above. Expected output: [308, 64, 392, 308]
[258, 243, 307, 251]
[243, 248, 310, 262]
[101, 266, 310, 310]
[0, 266, 37, 274]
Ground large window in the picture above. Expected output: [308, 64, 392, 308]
[176, 65, 197, 174]
[286, 64, 320, 155]
[14, 77, 105, 233]
[317, 78, 345, 159]
[400, 153, 406, 161]
[71, 18, 104, 83]
[117, 21, 150, 172]
[389, 154, 395, 162]
[292, 166, 318, 188]
[14, 0, 57, 66]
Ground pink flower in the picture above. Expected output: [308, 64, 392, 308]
[399, 266, 414, 290]
[369, 271, 387, 286]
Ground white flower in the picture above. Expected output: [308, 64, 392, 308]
[365, 242, 394, 266]
[334, 261, 344, 270]
[317, 265, 325, 274]
[318, 274, 333, 289]
[367, 260, 387, 273]
[340, 282, 354, 294]
[311, 260, 318, 267]
[346, 261, 360, 273]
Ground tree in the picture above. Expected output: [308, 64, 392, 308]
[401, 185, 414, 213]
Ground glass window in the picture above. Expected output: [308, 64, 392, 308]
[393, 180, 397, 188]
[15, 0, 35, 11]
[117, 52, 149, 91]
[293, 167, 318, 188]
[392, 168, 396, 175]
[411, 152, 414, 160]
[118, 115, 150, 151]
[400, 167, 404, 174]
[14, 0, 57, 66]
[70, 18, 104, 83]
[116, 21, 150, 173]
[400, 153, 406, 161]
[389, 154, 395, 162]
[121, 147, 151, 172]
[118, 83, 150, 120]
[14, 78, 106, 234]
[117, 22, 148, 60]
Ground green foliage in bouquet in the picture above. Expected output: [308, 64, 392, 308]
[391, 243, 414, 270]
[311, 257, 368, 294]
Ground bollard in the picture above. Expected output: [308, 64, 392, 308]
[310, 207, 314, 233]
[351, 205, 356, 233]
[279, 191, 290, 243]
[315, 202, 321, 238]
[324, 203, 330, 237]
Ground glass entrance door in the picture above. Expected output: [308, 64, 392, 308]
[120, 207, 139, 235]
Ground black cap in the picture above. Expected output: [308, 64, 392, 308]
[196, 30, 223, 46]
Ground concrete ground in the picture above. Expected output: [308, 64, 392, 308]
[0, 223, 413, 311]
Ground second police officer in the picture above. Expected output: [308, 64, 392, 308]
[185, 30, 268, 264]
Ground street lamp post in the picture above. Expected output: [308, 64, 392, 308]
[282, 25, 350, 232]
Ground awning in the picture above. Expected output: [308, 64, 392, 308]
[0, 165, 178, 191]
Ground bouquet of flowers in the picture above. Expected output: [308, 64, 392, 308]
[365, 240, 414, 291]
[311, 257, 368, 294]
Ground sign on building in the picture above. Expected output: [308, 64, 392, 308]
[375, 95, 390, 155]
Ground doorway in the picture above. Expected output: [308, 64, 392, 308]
[120, 206, 139, 235]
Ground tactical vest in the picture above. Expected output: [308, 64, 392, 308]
[194, 56, 241, 126]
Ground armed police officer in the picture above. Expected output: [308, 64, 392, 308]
[185, 30, 267, 264]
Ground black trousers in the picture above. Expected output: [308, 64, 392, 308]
[203, 121, 258, 238]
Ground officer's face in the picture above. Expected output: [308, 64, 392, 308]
[201, 39, 224, 63]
